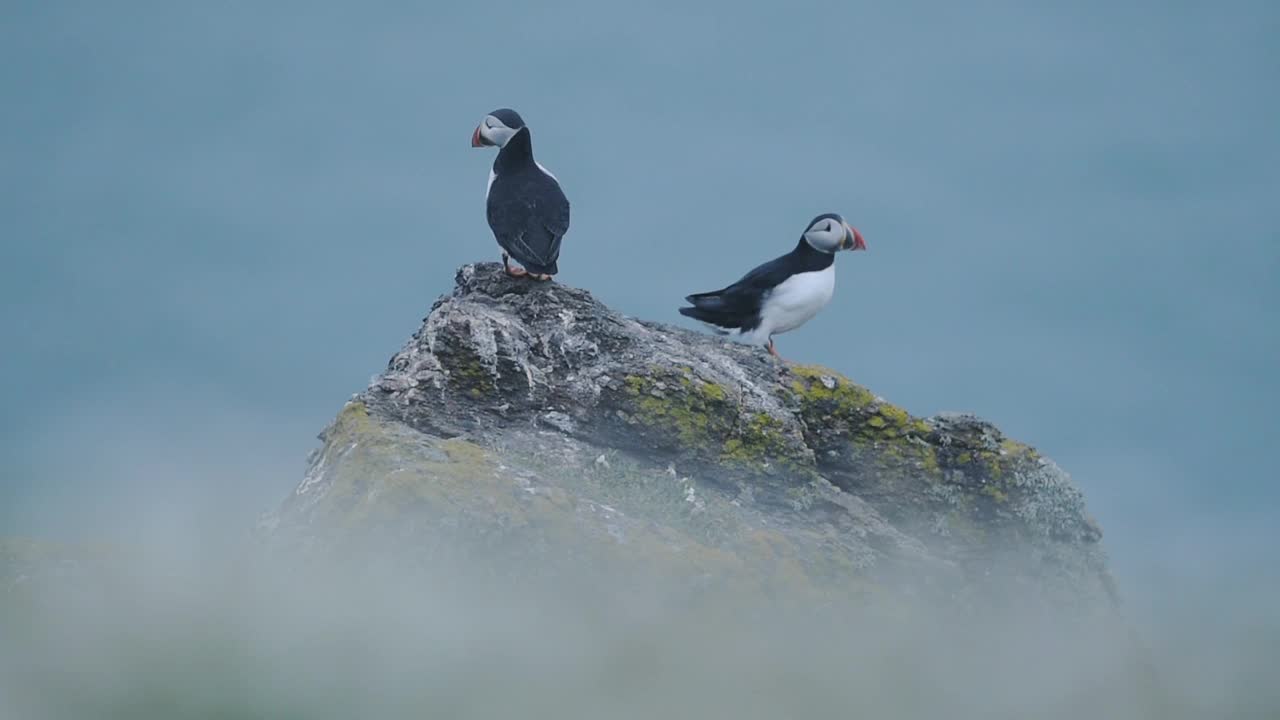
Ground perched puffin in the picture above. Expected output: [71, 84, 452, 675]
[470, 108, 570, 280]
[679, 213, 867, 359]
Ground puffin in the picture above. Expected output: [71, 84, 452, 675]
[470, 108, 570, 280]
[678, 213, 867, 359]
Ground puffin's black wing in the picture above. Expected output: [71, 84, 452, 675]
[486, 174, 569, 275]
[678, 253, 797, 331]
[486, 129, 570, 276]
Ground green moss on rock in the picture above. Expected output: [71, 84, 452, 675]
[624, 371, 734, 448]
[299, 401, 524, 534]
[788, 365, 939, 478]
[438, 345, 496, 396]
[621, 369, 807, 471]
[789, 364, 876, 411]
[720, 413, 796, 468]
[982, 485, 1010, 504]
[1000, 437, 1039, 461]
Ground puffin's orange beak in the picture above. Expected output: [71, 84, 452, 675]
[471, 126, 485, 147]
[843, 223, 867, 251]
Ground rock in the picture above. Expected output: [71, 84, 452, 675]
[269, 262, 1115, 610]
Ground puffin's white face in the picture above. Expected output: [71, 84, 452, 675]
[802, 214, 866, 254]
[471, 109, 525, 149]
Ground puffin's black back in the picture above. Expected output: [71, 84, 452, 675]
[678, 237, 833, 331]
[486, 127, 570, 276]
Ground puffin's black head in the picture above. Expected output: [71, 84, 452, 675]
[802, 213, 866, 254]
[471, 108, 527, 148]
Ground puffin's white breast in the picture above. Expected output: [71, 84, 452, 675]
[759, 264, 836, 336]
[486, 169, 496, 200]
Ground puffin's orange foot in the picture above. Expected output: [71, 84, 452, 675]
[532, 273, 553, 282]
[502, 254, 528, 277]
[767, 339, 780, 358]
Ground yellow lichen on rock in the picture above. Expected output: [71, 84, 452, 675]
[788, 364, 876, 411]
[787, 365, 940, 479]
[622, 369, 807, 471]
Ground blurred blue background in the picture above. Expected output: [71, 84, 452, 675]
[1, 1, 1276, 604]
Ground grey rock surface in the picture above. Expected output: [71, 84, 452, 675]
[271, 262, 1115, 609]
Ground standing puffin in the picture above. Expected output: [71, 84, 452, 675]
[470, 108, 570, 280]
[678, 213, 867, 359]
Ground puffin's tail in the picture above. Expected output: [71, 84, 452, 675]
[678, 291, 736, 333]
[682, 290, 730, 309]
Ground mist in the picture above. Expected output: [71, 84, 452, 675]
[3, 488, 1276, 718]
[3, 408, 1279, 717]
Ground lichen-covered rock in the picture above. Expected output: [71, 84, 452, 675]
[270, 262, 1114, 609]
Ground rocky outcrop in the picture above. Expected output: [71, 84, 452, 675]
[269, 262, 1114, 609]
